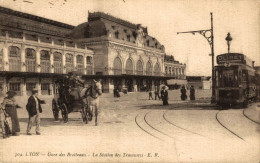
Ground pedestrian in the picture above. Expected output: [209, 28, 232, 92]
[154, 86, 160, 100]
[190, 85, 195, 100]
[160, 86, 169, 105]
[113, 88, 117, 97]
[0, 103, 11, 138]
[180, 85, 187, 101]
[1, 91, 21, 136]
[148, 89, 153, 100]
[26, 88, 45, 135]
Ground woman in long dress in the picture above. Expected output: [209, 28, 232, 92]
[2, 91, 21, 136]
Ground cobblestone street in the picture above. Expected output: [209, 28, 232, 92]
[1, 90, 260, 162]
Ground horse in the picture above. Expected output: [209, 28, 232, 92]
[80, 80, 102, 126]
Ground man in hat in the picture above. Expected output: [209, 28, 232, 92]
[26, 88, 45, 135]
[160, 86, 169, 105]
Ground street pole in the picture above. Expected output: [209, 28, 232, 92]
[177, 12, 216, 103]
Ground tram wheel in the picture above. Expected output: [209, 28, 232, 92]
[61, 104, 68, 123]
[52, 100, 59, 121]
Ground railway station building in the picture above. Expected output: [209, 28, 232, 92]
[0, 7, 94, 96]
[70, 12, 173, 93]
[0, 7, 186, 95]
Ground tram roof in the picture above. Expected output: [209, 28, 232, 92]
[216, 53, 254, 68]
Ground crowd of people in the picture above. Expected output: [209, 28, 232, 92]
[149, 85, 196, 105]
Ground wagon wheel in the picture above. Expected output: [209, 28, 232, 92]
[52, 100, 59, 121]
[61, 103, 68, 123]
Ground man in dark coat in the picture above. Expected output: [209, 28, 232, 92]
[160, 86, 169, 105]
[190, 85, 195, 100]
[26, 88, 45, 135]
[180, 85, 187, 101]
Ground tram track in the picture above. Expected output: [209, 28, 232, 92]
[135, 111, 164, 142]
[242, 108, 260, 125]
[163, 110, 208, 139]
[215, 110, 245, 142]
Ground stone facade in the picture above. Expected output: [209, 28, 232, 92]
[71, 12, 168, 93]
[0, 7, 94, 96]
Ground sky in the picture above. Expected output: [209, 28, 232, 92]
[0, 0, 259, 76]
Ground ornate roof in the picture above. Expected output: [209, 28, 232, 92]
[70, 12, 164, 51]
[0, 6, 74, 29]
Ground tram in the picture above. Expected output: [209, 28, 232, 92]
[215, 53, 260, 107]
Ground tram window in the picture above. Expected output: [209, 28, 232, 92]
[223, 70, 235, 87]
[242, 70, 247, 81]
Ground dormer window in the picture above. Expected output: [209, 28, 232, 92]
[115, 31, 119, 39]
[155, 42, 158, 48]
[146, 40, 149, 46]
[127, 35, 130, 42]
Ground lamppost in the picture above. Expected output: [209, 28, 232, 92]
[177, 13, 215, 103]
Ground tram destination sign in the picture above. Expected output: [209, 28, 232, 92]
[217, 53, 244, 64]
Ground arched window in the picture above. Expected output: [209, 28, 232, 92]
[153, 62, 161, 76]
[9, 46, 21, 71]
[146, 61, 152, 76]
[165, 66, 168, 74]
[125, 58, 133, 75]
[25, 48, 36, 72]
[113, 57, 122, 75]
[136, 60, 143, 75]
[76, 55, 84, 73]
[86, 56, 92, 75]
[40, 50, 50, 73]
[86, 56, 92, 64]
[66, 53, 74, 73]
[53, 52, 62, 73]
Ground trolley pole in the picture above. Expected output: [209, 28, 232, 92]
[177, 13, 216, 103]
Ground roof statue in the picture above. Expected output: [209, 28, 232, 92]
[136, 24, 144, 48]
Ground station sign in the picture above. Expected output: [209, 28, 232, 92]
[217, 53, 244, 64]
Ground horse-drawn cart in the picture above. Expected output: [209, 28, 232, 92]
[51, 72, 92, 123]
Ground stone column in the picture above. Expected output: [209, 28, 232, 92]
[21, 45, 26, 72]
[3, 42, 8, 71]
[3, 78, 7, 95]
[62, 51, 66, 74]
[73, 53, 77, 71]
[50, 49, 54, 73]
[22, 77, 26, 96]
[36, 47, 41, 72]
[122, 78, 126, 88]
[38, 78, 41, 95]
[152, 80, 155, 91]
[133, 79, 137, 92]
[108, 78, 114, 93]
[83, 55, 87, 75]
